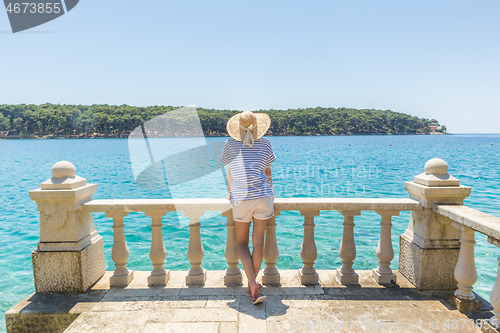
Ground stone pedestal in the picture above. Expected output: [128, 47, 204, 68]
[399, 232, 459, 290]
[147, 271, 170, 287]
[110, 270, 135, 287]
[299, 270, 319, 285]
[336, 269, 359, 285]
[32, 236, 105, 292]
[29, 161, 105, 293]
[224, 270, 242, 286]
[372, 269, 396, 284]
[186, 269, 207, 285]
[448, 292, 482, 312]
[262, 272, 280, 286]
[399, 158, 471, 291]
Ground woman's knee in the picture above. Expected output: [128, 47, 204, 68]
[237, 240, 249, 250]
[252, 230, 265, 245]
[251, 236, 264, 249]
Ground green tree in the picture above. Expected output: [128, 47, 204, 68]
[13, 117, 23, 132]
[0, 114, 9, 131]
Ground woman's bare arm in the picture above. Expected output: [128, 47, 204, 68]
[227, 166, 233, 200]
[264, 165, 273, 192]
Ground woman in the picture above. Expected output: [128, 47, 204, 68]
[220, 111, 276, 305]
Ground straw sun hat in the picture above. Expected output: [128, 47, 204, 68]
[226, 111, 271, 147]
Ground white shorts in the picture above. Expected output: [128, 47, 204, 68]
[231, 196, 274, 223]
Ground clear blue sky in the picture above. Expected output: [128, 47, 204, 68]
[1, 0, 499, 133]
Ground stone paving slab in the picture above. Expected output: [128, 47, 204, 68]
[6, 270, 497, 333]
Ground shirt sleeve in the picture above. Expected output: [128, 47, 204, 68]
[265, 140, 276, 165]
[220, 140, 231, 165]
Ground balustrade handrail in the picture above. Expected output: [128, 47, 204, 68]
[434, 204, 500, 243]
[81, 197, 422, 213]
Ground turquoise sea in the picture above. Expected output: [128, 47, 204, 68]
[1, 134, 500, 332]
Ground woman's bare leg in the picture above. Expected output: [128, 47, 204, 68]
[251, 218, 267, 281]
[234, 221, 258, 290]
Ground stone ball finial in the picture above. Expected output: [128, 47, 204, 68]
[424, 158, 448, 175]
[52, 161, 76, 179]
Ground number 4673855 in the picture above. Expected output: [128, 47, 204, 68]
[5, 2, 62, 14]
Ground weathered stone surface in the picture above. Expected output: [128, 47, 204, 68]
[399, 233, 459, 290]
[64, 310, 151, 333]
[5, 290, 106, 333]
[6, 313, 78, 333]
[32, 237, 105, 293]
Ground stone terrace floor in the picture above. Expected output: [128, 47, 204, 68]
[7, 270, 497, 333]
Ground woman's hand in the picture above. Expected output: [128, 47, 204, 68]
[227, 193, 232, 200]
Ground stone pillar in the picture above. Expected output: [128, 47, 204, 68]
[29, 161, 105, 293]
[450, 224, 481, 311]
[372, 210, 399, 284]
[337, 210, 361, 285]
[108, 211, 134, 287]
[146, 211, 169, 286]
[399, 158, 471, 290]
[185, 210, 207, 285]
[298, 210, 320, 285]
[223, 210, 242, 286]
[263, 212, 280, 286]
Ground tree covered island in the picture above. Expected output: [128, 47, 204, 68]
[0, 104, 447, 138]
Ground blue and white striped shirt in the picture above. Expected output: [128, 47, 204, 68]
[220, 138, 276, 201]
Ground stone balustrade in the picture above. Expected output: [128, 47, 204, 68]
[26, 158, 500, 328]
[434, 204, 500, 324]
[80, 197, 420, 287]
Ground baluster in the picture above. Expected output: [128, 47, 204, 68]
[299, 210, 320, 285]
[106, 211, 134, 287]
[337, 210, 361, 285]
[488, 238, 500, 327]
[263, 211, 280, 285]
[222, 210, 242, 285]
[145, 211, 169, 286]
[453, 224, 477, 300]
[447, 223, 481, 311]
[184, 210, 206, 285]
[372, 210, 399, 284]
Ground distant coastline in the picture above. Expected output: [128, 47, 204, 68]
[0, 103, 447, 139]
[0, 132, 450, 140]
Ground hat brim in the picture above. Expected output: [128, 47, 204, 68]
[226, 113, 271, 142]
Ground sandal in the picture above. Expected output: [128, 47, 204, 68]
[252, 291, 266, 305]
[249, 283, 266, 305]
